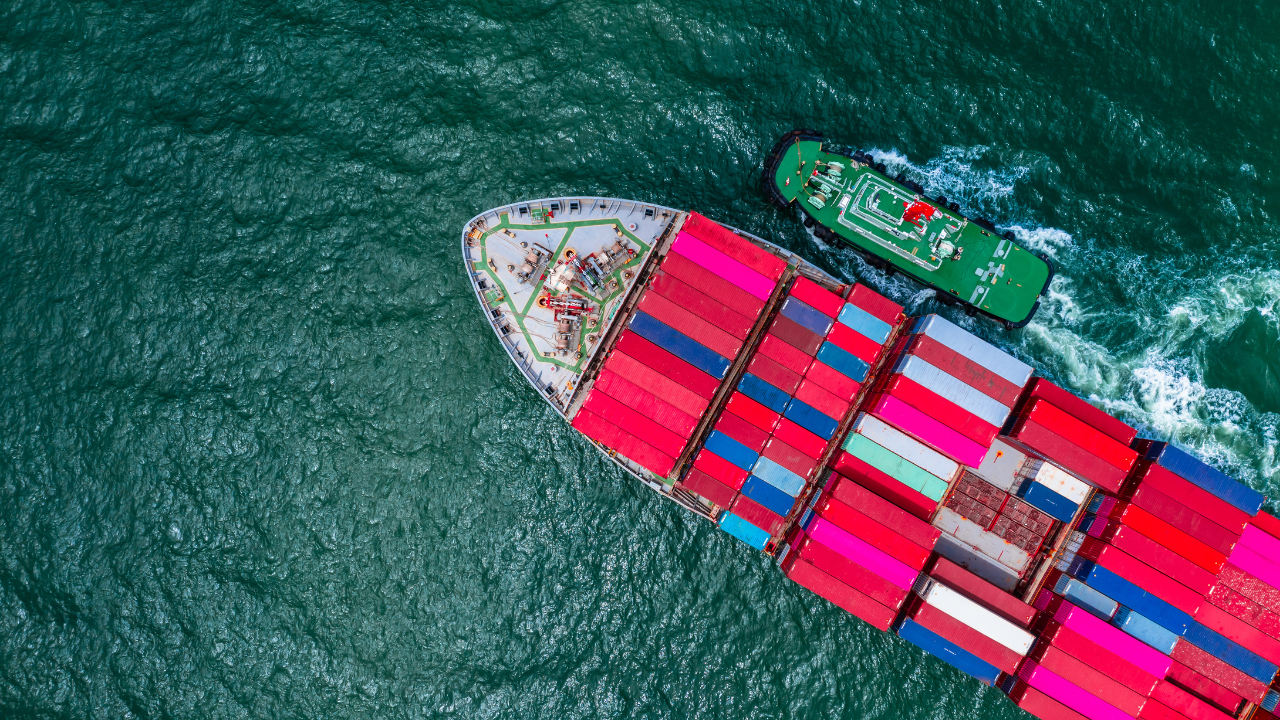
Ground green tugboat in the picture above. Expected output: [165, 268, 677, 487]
[763, 130, 1054, 328]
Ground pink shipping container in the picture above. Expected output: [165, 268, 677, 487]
[1170, 638, 1268, 703]
[847, 283, 903, 325]
[1055, 602, 1173, 678]
[604, 352, 710, 418]
[682, 212, 788, 280]
[593, 369, 698, 438]
[677, 468, 736, 508]
[788, 276, 845, 318]
[781, 554, 896, 630]
[571, 408, 676, 476]
[1165, 660, 1243, 716]
[803, 360, 862, 401]
[1130, 485, 1239, 555]
[1150, 681, 1234, 720]
[757, 334, 814, 375]
[656, 253, 765, 320]
[637, 290, 742, 359]
[1008, 682, 1090, 720]
[1228, 545, 1280, 594]
[1038, 621, 1159, 696]
[1021, 379, 1137, 446]
[805, 517, 917, 590]
[818, 496, 931, 569]
[1018, 662, 1136, 720]
[1008, 419, 1127, 492]
[1217, 563, 1280, 615]
[1030, 645, 1148, 716]
[869, 394, 987, 467]
[1205, 584, 1280, 641]
[1242, 524, 1280, 560]
[670, 231, 776, 301]
[649, 269, 755, 339]
[831, 477, 941, 551]
[582, 391, 688, 458]
[794, 534, 909, 610]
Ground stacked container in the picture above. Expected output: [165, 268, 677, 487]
[573, 213, 786, 478]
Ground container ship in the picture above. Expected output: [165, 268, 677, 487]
[461, 152, 1279, 720]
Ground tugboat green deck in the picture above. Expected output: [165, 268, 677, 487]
[764, 131, 1053, 327]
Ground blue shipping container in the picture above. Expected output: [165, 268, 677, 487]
[751, 457, 806, 496]
[719, 513, 770, 550]
[740, 475, 797, 517]
[897, 618, 1001, 686]
[781, 297, 833, 337]
[738, 373, 790, 414]
[1077, 562, 1192, 635]
[815, 341, 870, 383]
[1054, 575, 1118, 620]
[1113, 607, 1179, 655]
[1018, 480, 1079, 523]
[1182, 621, 1279, 684]
[630, 311, 730, 379]
[1145, 441, 1264, 515]
[783, 397, 839, 440]
[837, 303, 893, 345]
[703, 431, 759, 472]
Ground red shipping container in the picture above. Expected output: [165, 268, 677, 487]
[926, 556, 1034, 627]
[714, 411, 771, 453]
[730, 495, 786, 535]
[748, 353, 803, 395]
[657, 252, 765, 320]
[781, 555, 895, 631]
[571, 408, 676, 476]
[1109, 525, 1218, 596]
[789, 276, 845, 318]
[910, 601, 1022, 673]
[758, 334, 815, 375]
[1217, 563, 1280, 616]
[1092, 544, 1204, 616]
[1021, 379, 1137, 446]
[614, 331, 719, 398]
[832, 476, 941, 551]
[773, 418, 827, 459]
[1007, 682, 1090, 720]
[1171, 638, 1269, 703]
[1252, 512, 1280, 540]
[677, 468, 736, 508]
[803, 360, 862, 402]
[650, 268, 755, 339]
[817, 496, 931, 570]
[582, 390, 689, 458]
[1130, 484, 1238, 555]
[593, 369, 699, 438]
[1138, 699, 1193, 720]
[1195, 602, 1280, 667]
[880, 373, 999, 446]
[829, 452, 937, 520]
[693, 450, 748, 490]
[726, 392, 781, 433]
[795, 535, 908, 610]
[1031, 644, 1148, 716]
[903, 333, 1022, 407]
[1023, 398, 1138, 472]
[1117, 504, 1227, 573]
[1206, 583, 1280, 640]
[762, 437, 818, 479]
[604, 351, 709, 418]
[826, 322, 883, 364]
[847, 284, 903, 325]
[1009, 418, 1127, 492]
[1151, 681, 1235, 720]
[1130, 463, 1250, 535]
[1038, 620, 1159, 695]
[1166, 661, 1243, 715]
[637, 290, 742, 359]
[794, 379, 850, 421]
[682, 211, 788, 281]
[769, 315, 824, 356]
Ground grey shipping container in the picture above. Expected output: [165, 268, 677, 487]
[910, 315, 1034, 388]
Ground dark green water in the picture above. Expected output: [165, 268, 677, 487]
[2, 0, 1277, 717]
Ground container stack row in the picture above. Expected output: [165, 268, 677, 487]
[571, 213, 786, 478]
[692, 278, 903, 549]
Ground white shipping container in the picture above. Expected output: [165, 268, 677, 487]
[918, 579, 1036, 655]
[854, 413, 960, 481]
[892, 355, 1012, 427]
[933, 533, 1021, 592]
[970, 438, 1028, 492]
[911, 314, 1034, 388]
[1017, 458, 1091, 505]
[932, 507, 1031, 572]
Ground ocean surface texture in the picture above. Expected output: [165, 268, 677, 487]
[2, 0, 1278, 717]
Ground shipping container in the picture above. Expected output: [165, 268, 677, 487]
[747, 353, 803, 395]
[1171, 637, 1269, 703]
[971, 438, 1030, 493]
[870, 394, 988, 468]
[1195, 602, 1280, 667]
[826, 322, 883, 365]
[1130, 485, 1238, 556]
[1109, 526, 1218, 596]
[781, 297, 834, 336]
[583, 389, 690, 458]
[1242, 524, 1280, 562]
[891, 354, 1012, 427]
[1017, 662, 1134, 720]
[758, 333, 815, 375]
[603, 351, 710, 418]
[1029, 644, 1148, 716]
[834, 477, 941, 550]
[1018, 480, 1079, 523]
[801, 360, 862, 402]
[1018, 459, 1092, 505]
[740, 474, 798, 517]
[816, 341, 870, 383]
[1253, 512, 1280, 539]
[898, 618, 1001, 686]
[737, 373, 790, 414]
[681, 212, 789, 281]
[783, 397, 840, 441]
[1205, 583, 1280, 641]
[655, 253, 766, 321]
[830, 453, 939, 521]
[838, 303, 894, 345]
[719, 512, 771, 549]
[847, 284, 904, 325]
[879, 374, 1000, 446]
[1076, 562, 1193, 635]
[572, 408, 676, 476]
[819, 496, 931, 569]
[1006, 681, 1091, 720]
[781, 555, 896, 630]
[677, 468, 737, 508]
[806, 517, 919, 590]
[788, 276, 845, 318]
[630, 311, 730, 379]
[614, 330, 721, 398]
[1150, 680, 1236, 720]
[910, 314, 1034, 387]
[772, 418, 827, 459]
[1118, 504, 1227, 574]
[730, 495, 786, 536]
[725, 391, 781, 433]
[770, 314, 825, 356]
[1218, 562, 1280, 615]
[1165, 660, 1244, 715]
[932, 532, 1021, 592]
[1009, 419, 1128, 493]
[637, 289, 743, 359]
[1054, 576, 1119, 620]
[704, 430, 760, 472]
[911, 601, 1022, 673]
[927, 556, 1034, 627]
[713, 410, 771, 453]
[751, 456, 807, 496]
[1038, 621, 1160, 696]
[1141, 442, 1264, 515]
[693, 449, 749, 490]
[1130, 463, 1250, 536]
[1182, 619, 1279, 684]
[843, 435, 949, 502]
[795, 535, 910, 609]
[853, 413, 961, 481]
[933, 507, 1031, 572]
[670, 231, 775, 301]
[918, 578, 1034, 654]
[650, 268, 756, 339]
[1051, 602, 1173, 678]
[1112, 606, 1179, 655]
[1021, 379, 1138, 446]
[794, 379, 851, 421]
[593, 369, 699, 438]
[1091, 545, 1204, 616]
[902, 333, 1023, 407]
